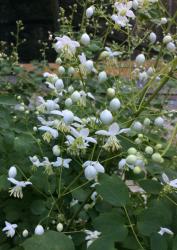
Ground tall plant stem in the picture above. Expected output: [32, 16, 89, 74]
[123, 206, 145, 250]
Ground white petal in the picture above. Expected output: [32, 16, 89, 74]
[109, 123, 120, 135]
[169, 179, 177, 188]
[162, 173, 170, 184]
[94, 162, 105, 173]
[86, 137, 97, 144]
[118, 128, 131, 134]
[80, 128, 89, 138]
[95, 130, 110, 136]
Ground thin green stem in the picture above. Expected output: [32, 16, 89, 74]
[123, 206, 145, 250]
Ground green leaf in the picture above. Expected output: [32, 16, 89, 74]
[30, 200, 47, 215]
[172, 236, 177, 250]
[88, 236, 116, 250]
[137, 200, 172, 236]
[150, 234, 168, 250]
[93, 209, 128, 242]
[0, 95, 17, 105]
[21, 230, 75, 250]
[96, 174, 130, 206]
[138, 180, 162, 194]
[0, 175, 10, 191]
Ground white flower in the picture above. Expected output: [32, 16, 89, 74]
[112, 1, 135, 27]
[96, 123, 130, 152]
[8, 166, 17, 178]
[38, 126, 59, 139]
[8, 178, 32, 199]
[158, 227, 174, 236]
[54, 35, 80, 56]
[83, 161, 105, 180]
[79, 53, 97, 73]
[34, 225, 44, 235]
[162, 173, 177, 188]
[100, 109, 113, 125]
[105, 47, 122, 58]
[96, 123, 130, 137]
[81, 33, 90, 46]
[52, 157, 72, 168]
[71, 127, 97, 144]
[37, 97, 59, 113]
[50, 109, 76, 125]
[37, 116, 55, 127]
[85, 230, 101, 248]
[29, 155, 41, 167]
[2, 221, 17, 238]
[86, 6, 95, 18]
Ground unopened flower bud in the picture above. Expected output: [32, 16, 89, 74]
[100, 109, 113, 125]
[56, 223, 63, 232]
[135, 54, 145, 66]
[107, 88, 115, 97]
[52, 145, 60, 156]
[22, 229, 29, 237]
[8, 166, 17, 178]
[81, 33, 90, 46]
[34, 225, 44, 235]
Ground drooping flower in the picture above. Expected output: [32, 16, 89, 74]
[38, 126, 59, 142]
[54, 35, 80, 57]
[2, 221, 17, 238]
[8, 178, 32, 199]
[29, 155, 42, 168]
[83, 161, 105, 180]
[85, 230, 101, 248]
[78, 53, 97, 74]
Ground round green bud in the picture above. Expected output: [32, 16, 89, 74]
[135, 138, 142, 144]
[128, 147, 137, 155]
[145, 146, 153, 155]
[126, 155, 137, 165]
[133, 166, 142, 174]
[152, 153, 163, 163]
[155, 144, 162, 150]
[138, 134, 144, 139]
[143, 118, 151, 126]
